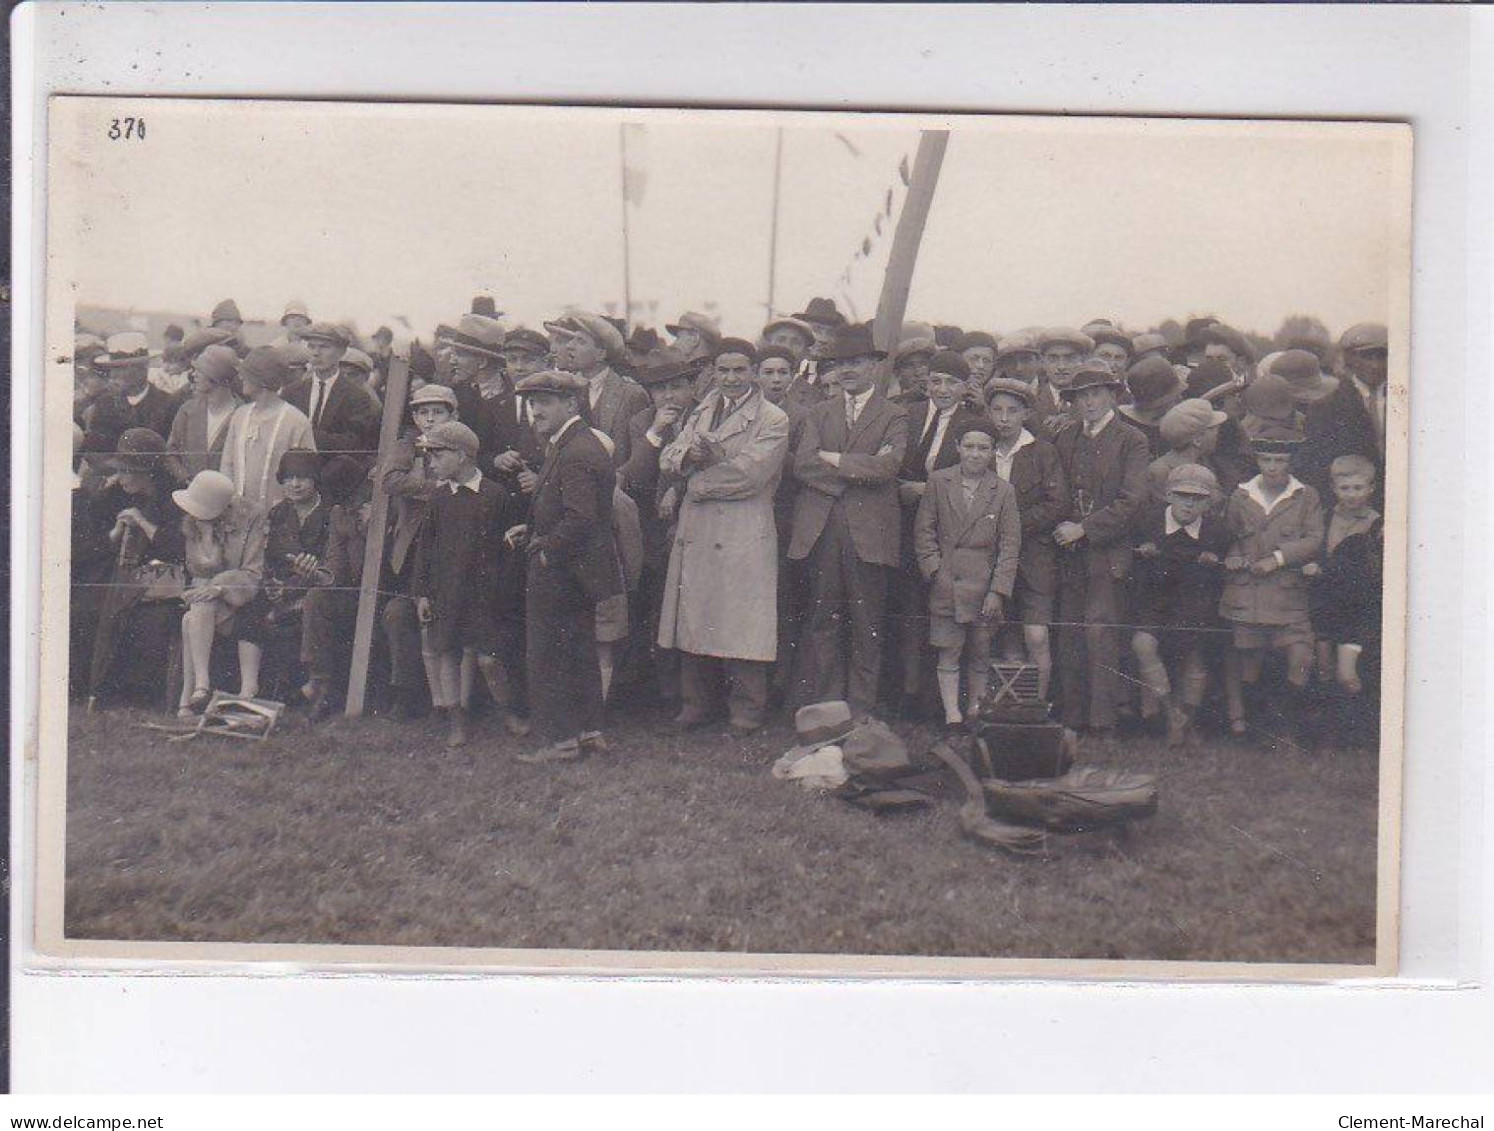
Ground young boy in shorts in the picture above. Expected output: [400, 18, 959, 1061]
[1219, 421, 1325, 742]
[1131, 463, 1231, 746]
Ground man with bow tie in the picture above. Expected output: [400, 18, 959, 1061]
[656, 340, 790, 736]
[787, 323, 908, 715]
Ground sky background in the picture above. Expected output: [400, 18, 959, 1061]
[53, 99, 1407, 344]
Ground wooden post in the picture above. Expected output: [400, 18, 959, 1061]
[872, 129, 950, 355]
[344, 353, 409, 717]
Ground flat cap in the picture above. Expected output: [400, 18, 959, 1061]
[544, 311, 628, 364]
[447, 313, 507, 359]
[891, 336, 938, 365]
[1131, 332, 1171, 358]
[515, 368, 590, 397]
[713, 337, 759, 364]
[1339, 323, 1388, 353]
[665, 311, 722, 341]
[409, 382, 458, 411]
[1248, 419, 1306, 451]
[280, 300, 310, 325]
[1039, 327, 1096, 354]
[500, 327, 551, 356]
[984, 376, 1036, 406]
[955, 331, 1000, 354]
[301, 322, 351, 348]
[928, 350, 971, 381]
[341, 347, 374, 374]
[1159, 398, 1229, 448]
[1166, 462, 1219, 497]
[1085, 323, 1133, 353]
[415, 420, 480, 459]
[1061, 359, 1125, 398]
[996, 331, 1041, 360]
[762, 315, 817, 343]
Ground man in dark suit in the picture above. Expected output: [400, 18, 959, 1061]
[544, 312, 651, 468]
[987, 377, 1069, 702]
[891, 350, 985, 715]
[1052, 361, 1151, 739]
[788, 323, 908, 714]
[97, 332, 179, 440]
[282, 322, 382, 470]
[1293, 344, 1381, 503]
[510, 370, 622, 763]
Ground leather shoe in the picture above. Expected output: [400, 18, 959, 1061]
[517, 739, 582, 764]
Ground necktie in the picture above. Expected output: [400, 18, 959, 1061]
[845, 396, 858, 432]
[311, 377, 327, 428]
[710, 396, 727, 431]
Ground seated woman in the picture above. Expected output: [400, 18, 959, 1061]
[234, 448, 333, 703]
[173, 469, 267, 715]
[76, 428, 187, 704]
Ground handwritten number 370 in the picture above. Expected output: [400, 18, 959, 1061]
[108, 118, 146, 141]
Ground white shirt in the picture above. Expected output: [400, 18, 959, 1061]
[124, 385, 151, 407]
[1084, 409, 1116, 439]
[991, 428, 1036, 483]
[1242, 473, 1305, 517]
[843, 386, 874, 428]
[550, 415, 584, 451]
[587, 369, 610, 411]
[448, 469, 483, 494]
[1349, 374, 1387, 451]
[307, 369, 339, 425]
[1164, 509, 1204, 539]
[921, 401, 960, 475]
[205, 401, 235, 447]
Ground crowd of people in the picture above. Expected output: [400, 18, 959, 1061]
[69, 293, 1389, 761]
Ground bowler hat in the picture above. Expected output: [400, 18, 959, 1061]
[782, 701, 855, 759]
[409, 383, 459, 411]
[637, 355, 707, 388]
[626, 326, 663, 355]
[238, 346, 292, 392]
[111, 427, 167, 471]
[713, 337, 759, 364]
[1185, 358, 1236, 400]
[928, 350, 971, 381]
[181, 327, 236, 360]
[1166, 463, 1219, 498]
[1061, 360, 1124, 399]
[1121, 355, 1186, 422]
[1270, 349, 1339, 404]
[665, 311, 722, 342]
[173, 469, 235, 522]
[515, 369, 589, 398]
[793, 297, 846, 329]
[984, 376, 1035, 406]
[471, 295, 501, 319]
[276, 447, 321, 483]
[501, 328, 551, 356]
[822, 322, 886, 363]
[301, 322, 351, 348]
[1339, 323, 1388, 354]
[95, 331, 152, 369]
[762, 315, 817, 344]
[1241, 373, 1298, 424]
[1159, 398, 1229, 448]
[1039, 327, 1095, 355]
[210, 299, 243, 326]
[416, 420, 480, 460]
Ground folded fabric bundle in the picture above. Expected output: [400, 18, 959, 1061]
[982, 768, 1159, 832]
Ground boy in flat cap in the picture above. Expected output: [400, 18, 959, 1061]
[788, 323, 908, 715]
[1146, 398, 1231, 506]
[985, 376, 1067, 701]
[410, 420, 515, 749]
[956, 331, 1000, 390]
[509, 370, 622, 763]
[1219, 422, 1325, 741]
[914, 417, 1022, 729]
[1036, 328, 1094, 438]
[1131, 463, 1231, 746]
[283, 322, 382, 466]
[1051, 360, 1151, 741]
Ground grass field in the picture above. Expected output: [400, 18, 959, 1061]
[62, 698, 1380, 965]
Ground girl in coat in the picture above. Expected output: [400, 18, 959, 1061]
[913, 418, 1022, 729]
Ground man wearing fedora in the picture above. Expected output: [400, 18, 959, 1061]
[1051, 359, 1151, 739]
[509, 369, 622, 763]
[97, 332, 179, 441]
[545, 312, 651, 469]
[282, 322, 381, 465]
[1272, 347, 1379, 503]
[657, 339, 790, 735]
[788, 323, 908, 715]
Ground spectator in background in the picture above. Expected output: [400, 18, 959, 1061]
[545, 312, 650, 468]
[96, 332, 179, 439]
[282, 322, 382, 468]
[165, 344, 242, 484]
[274, 301, 312, 347]
[220, 347, 317, 510]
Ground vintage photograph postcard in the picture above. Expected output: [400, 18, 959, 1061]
[32, 97, 1410, 979]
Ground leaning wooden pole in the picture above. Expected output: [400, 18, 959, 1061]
[872, 129, 950, 356]
[345, 352, 409, 717]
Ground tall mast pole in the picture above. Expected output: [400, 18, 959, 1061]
[766, 126, 784, 317]
[619, 123, 634, 323]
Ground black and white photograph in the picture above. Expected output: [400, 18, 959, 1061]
[34, 98, 1410, 978]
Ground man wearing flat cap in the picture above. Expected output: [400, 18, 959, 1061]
[761, 315, 817, 362]
[1051, 360, 1151, 741]
[283, 322, 382, 465]
[1036, 328, 1094, 437]
[665, 311, 722, 365]
[545, 312, 651, 468]
[1336, 322, 1389, 459]
[440, 313, 519, 477]
[788, 323, 908, 714]
[509, 369, 622, 763]
[96, 332, 179, 441]
[1085, 323, 1134, 377]
[657, 339, 790, 735]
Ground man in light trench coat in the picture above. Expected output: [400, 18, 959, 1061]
[657, 339, 791, 735]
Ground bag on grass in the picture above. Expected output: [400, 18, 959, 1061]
[981, 767, 1158, 832]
